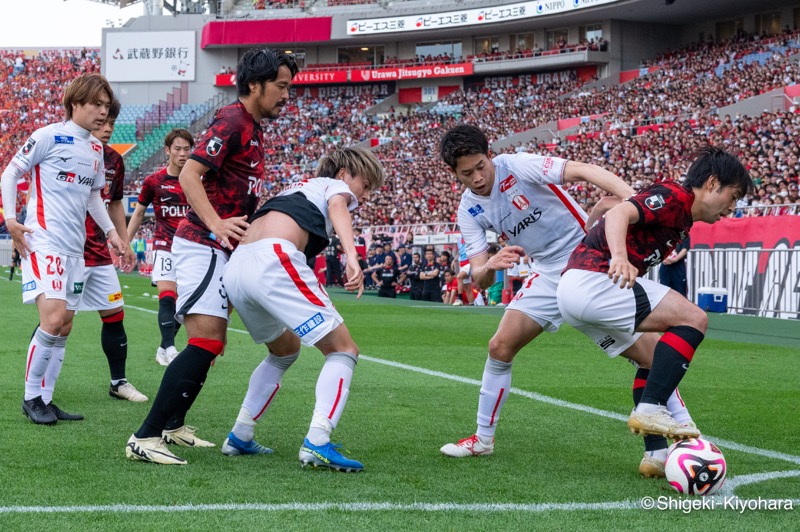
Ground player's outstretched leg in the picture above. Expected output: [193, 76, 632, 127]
[298, 352, 363, 472]
[222, 351, 298, 456]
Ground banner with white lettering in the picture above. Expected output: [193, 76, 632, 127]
[352, 63, 473, 82]
[348, 0, 620, 36]
[106, 31, 196, 82]
[289, 84, 394, 99]
[465, 70, 577, 90]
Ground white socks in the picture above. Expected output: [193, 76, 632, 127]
[476, 357, 512, 440]
[24, 328, 59, 401]
[41, 335, 67, 404]
[306, 352, 357, 446]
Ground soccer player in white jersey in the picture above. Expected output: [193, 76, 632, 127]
[1, 74, 127, 425]
[438, 125, 697, 477]
[218, 147, 385, 472]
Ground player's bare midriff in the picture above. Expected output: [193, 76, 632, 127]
[240, 210, 309, 252]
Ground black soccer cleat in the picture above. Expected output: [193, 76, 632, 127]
[22, 396, 58, 425]
[48, 402, 84, 421]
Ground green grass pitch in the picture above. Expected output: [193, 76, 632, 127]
[0, 271, 798, 530]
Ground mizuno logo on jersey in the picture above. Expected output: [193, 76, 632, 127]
[507, 209, 543, 237]
[294, 312, 325, 338]
[206, 136, 224, 156]
[55, 135, 74, 144]
[468, 205, 484, 217]
[645, 194, 665, 210]
[499, 176, 517, 192]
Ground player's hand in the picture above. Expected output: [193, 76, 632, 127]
[608, 256, 638, 289]
[211, 216, 250, 249]
[120, 247, 136, 273]
[343, 257, 364, 299]
[487, 245, 525, 270]
[107, 231, 128, 258]
[6, 218, 33, 257]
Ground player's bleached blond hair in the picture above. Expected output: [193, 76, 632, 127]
[63, 73, 113, 120]
[316, 147, 385, 192]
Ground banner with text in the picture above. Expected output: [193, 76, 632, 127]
[352, 63, 473, 82]
[466, 69, 577, 90]
[348, 0, 620, 35]
[289, 83, 394, 99]
[106, 31, 195, 82]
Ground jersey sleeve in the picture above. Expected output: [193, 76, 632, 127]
[137, 175, 156, 207]
[110, 153, 125, 201]
[324, 178, 358, 211]
[627, 184, 688, 228]
[499, 153, 568, 186]
[190, 108, 240, 172]
[457, 201, 489, 259]
[91, 140, 105, 192]
[11, 128, 51, 173]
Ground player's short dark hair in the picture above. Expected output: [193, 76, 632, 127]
[164, 128, 194, 149]
[236, 48, 298, 97]
[683, 145, 755, 197]
[108, 98, 121, 121]
[439, 124, 489, 169]
[63, 73, 113, 120]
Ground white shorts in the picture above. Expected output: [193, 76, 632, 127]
[21, 250, 84, 311]
[557, 268, 670, 334]
[223, 238, 344, 347]
[508, 261, 641, 357]
[458, 263, 472, 283]
[151, 249, 177, 284]
[173, 236, 230, 324]
[79, 264, 124, 311]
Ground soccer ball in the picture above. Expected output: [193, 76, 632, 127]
[665, 438, 727, 496]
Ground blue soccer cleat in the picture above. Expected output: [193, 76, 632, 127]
[221, 431, 273, 456]
[298, 438, 364, 472]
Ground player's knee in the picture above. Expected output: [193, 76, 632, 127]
[487, 335, 517, 362]
[688, 306, 708, 333]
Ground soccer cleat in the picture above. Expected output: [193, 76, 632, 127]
[47, 402, 84, 421]
[628, 407, 701, 439]
[109, 381, 149, 402]
[125, 434, 187, 465]
[440, 434, 495, 457]
[221, 432, 273, 456]
[299, 438, 364, 472]
[22, 396, 58, 425]
[155, 347, 169, 366]
[453, 300, 463, 306]
[163, 425, 216, 448]
[639, 453, 666, 478]
[165, 346, 180, 364]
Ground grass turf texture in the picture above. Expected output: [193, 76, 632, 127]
[0, 272, 797, 530]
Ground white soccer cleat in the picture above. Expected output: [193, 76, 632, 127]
[165, 346, 180, 364]
[126, 434, 186, 465]
[628, 407, 701, 439]
[162, 425, 216, 448]
[109, 381, 148, 402]
[639, 453, 666, 478]
[440, 434, 494, 457]
[155, 347, 169, 366]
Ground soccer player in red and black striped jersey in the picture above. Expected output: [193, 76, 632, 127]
[78, 98, 145, 405]
[126, 48, 298, 465]
[558, 146, 754, 440]
[127, 129, 192, 367]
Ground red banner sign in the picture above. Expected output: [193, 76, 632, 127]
[215, 73, 236, 87]
[352, 62, 473, 82]
[293, 70, 349, 84]
[691, 216, 800, 250]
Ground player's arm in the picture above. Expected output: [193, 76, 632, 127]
[467, 245, 525, 290]
[604, 201, 641, 290]
[371, 269, 380, 284]
[329, 193, 364, 298]
[87, 190, 126, 256]
[585, 196, 622, 230]
[107, 199, 135, 272]
[563, 161, 634, 200]
[1, 162, 33, 256]
[179, 159, 249, 249]
[126, 202, 147, 243]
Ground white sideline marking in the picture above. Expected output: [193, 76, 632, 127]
[126, 304, 800, 467]
[720, 470, 800, 496]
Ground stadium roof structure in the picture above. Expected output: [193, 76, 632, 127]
[85, 0, 142, 6]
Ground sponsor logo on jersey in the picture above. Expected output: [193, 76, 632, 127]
[507, 208, 543, 238]
[108, 291, 123, 303]
[645, 194, 665, 210]
[512, 194, 530, 211]
[294, 312, 325, 338]
[499, 175, 517, 192]
[206, 136, 224, 156]
[160, 184, 176, 190]
[160, 205, 189, 217]
[542, 157, 555, 176]
[597, 335, 616, 350]
[54, 135, 74, 144]
[73, 282, 84, 294]
[105, 168, 116, 175]
[22, 281, 36, 292]
[57, 171, 94, 186]
[91, 143, 102, 153]
[468, 204, 484, 217]
[21, 137, 36, 155]
[57, 156, 72, 163]
[250, 139, 260, 147]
